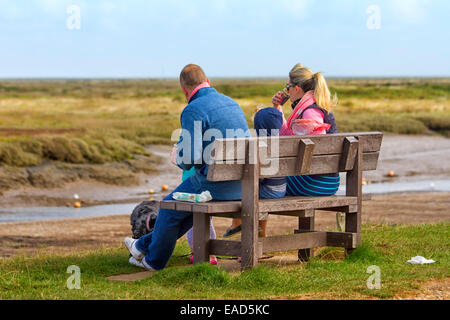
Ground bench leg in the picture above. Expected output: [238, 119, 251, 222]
[240, 140, 260, 271]
[297, 210, 315, 262]
[241, 209, 259, 271]
[345, 139, 362, 256]
[344, 208, 361, 256]
[193, 212, 210, 264]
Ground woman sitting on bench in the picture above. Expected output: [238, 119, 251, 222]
[274, 63, 340, 197]
[224, 63, 340, 238]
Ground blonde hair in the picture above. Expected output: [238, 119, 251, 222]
[289, 64, 337, 112]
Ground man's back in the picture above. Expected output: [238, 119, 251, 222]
[178, 87, 250, 200]
[184, 87, 249, 143]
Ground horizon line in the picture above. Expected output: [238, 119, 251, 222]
[1, 75, 449, 81]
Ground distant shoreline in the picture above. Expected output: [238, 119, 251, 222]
[1, 76, 450, 81]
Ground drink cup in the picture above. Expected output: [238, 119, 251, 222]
[279, 88, 290, 106]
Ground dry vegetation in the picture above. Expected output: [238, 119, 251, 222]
[0, 78, 449, 191]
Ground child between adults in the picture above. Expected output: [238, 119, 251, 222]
[170, 147, 218, 265]
[223, 107, 287, 239]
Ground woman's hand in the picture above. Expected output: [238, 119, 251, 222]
[272, 91, 285, 107]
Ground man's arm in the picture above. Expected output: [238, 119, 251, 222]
[176, 109, 205, 171]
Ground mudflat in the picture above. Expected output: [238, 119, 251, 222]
[0, 133, 449, 258]
[1, 134, 450, 208]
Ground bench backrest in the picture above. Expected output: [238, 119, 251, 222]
[207, 132, 383, 182]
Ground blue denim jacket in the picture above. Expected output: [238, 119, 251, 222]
[176, 87, 250, 200]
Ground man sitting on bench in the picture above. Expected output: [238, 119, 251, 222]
[124, 64, 251, 271]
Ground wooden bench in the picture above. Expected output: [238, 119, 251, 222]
[161, 132, 383, 270]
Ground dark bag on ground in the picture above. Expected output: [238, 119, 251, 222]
[130, 200, 159, 239]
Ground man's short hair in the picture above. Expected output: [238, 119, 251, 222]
[180, 64, 208, 89]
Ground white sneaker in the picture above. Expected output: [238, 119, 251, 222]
[128, 256, 155, 271]
[141, 258, 155, 271]
[129, 256, 144, 268]
[124, 237, 145, 261]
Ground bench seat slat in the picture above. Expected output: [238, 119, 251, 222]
[160, 195, 358, 214]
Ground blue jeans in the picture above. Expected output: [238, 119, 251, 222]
[135, 177, 201, 270]
[183, 168, 216, 251]
[135, 178, 285, 270]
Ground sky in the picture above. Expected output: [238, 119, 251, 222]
[0, 0, 449, 78]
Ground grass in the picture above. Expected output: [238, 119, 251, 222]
[0, 222, 448, 300]
[0, 78, 449, 167]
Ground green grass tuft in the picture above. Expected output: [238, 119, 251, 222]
[0, 222, 448, 300]
[345, 243, 382, 264]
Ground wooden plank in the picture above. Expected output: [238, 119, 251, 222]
[258, 137, 277, 173]
[175, 202, 194, 212]
[161, 196, 358, 214]
[259, 196, 358, 213]
[261, 232, 327, 253]
[345, 139, 363, 255]
[240, 139, 260, 270]
[210, 137, 248, 163]
[209, 239, 241, 257]
[208, 212, 241, 218]
[298, 211, 315, 261]
[269, 209, 315, 218]
[359, 133, 384, 153]
[208, 152, 379, 181]
[339, 137, 358, 171]
[193, 212, 210, 264]
[217, 133, 383, 161]
[160, 201, 176, 210]
[312, 195, 369, 207]
[211, 132, 383, 162]
[160, 200, 241, 214]
[291, 231, 358, 248]
[262, 152, 380, 176]
[296, 139, 315, 174]
[326, 232, 357, 248]
[315, 204, 358, 213]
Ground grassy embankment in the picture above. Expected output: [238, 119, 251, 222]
[0, 78, 449, 189]
[0, 222, 448, 300]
